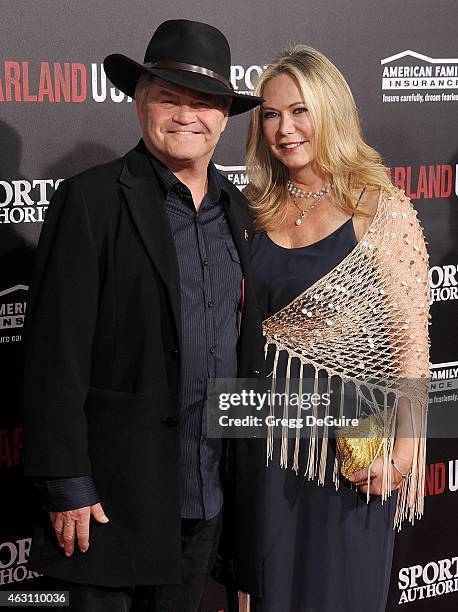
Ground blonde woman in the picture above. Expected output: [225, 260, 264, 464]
[240, 46, 429, 612]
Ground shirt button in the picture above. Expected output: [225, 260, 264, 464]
[208, 301, 214, 308]
[161, 416, 178, 428]
[170, 348, 180, 360]
[209, 346, 216, 355]
[203, 259, 209, 266]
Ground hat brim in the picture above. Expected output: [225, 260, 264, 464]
[104, 54, 263, 116]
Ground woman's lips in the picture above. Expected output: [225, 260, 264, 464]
[278, 141, 305, 151]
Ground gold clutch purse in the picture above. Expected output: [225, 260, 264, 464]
[335, 414, 384, 479]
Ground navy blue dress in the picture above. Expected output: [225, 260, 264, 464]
[250, 220, 396, 612]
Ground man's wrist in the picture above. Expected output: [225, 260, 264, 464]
[37, 476, 99, 512]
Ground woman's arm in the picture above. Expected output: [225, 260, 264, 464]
[350, 187, 430, 499]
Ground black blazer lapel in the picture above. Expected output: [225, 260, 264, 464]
[119, 144, 182, 341]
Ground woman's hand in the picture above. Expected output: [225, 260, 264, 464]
[349, 452, 412, 495]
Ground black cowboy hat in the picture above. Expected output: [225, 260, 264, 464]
[104, 19, 263, 116]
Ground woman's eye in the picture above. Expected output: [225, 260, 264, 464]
[262, 111, 278, 120]
[293, 107, 307, 114]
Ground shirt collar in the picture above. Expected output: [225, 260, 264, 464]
[144, 143, 229, 205]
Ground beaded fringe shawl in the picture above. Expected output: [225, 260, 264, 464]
[263, 185, 430, 531]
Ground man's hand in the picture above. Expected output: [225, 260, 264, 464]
[49, 503, 109, 557]
[238, 591, 250, 612]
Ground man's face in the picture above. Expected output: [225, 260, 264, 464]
[136, 78, 229, 169]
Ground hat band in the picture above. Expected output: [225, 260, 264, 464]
[144, 61, 233, 90]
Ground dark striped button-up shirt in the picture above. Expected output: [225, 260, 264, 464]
[149, 153, 242, 520]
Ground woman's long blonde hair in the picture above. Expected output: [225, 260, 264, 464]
[246, 45, 391, 231]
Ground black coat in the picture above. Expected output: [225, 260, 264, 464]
[21, 141, 265, 590]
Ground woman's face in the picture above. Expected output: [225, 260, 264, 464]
[261, 73, 315, 173]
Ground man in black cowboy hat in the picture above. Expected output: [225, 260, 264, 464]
[22, 19, 264, 612]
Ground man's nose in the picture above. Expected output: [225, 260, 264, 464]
[172, 104, 195, 124]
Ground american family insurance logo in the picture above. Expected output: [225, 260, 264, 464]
[0, 62, 266, 103]
[381, 50, 458, 104]
[215, 164, 248, 191]
[429, 361, 458, 439]
[429, 361, 458, 396]
[423, 353, 458, 496]
[0, 285, 28, 342]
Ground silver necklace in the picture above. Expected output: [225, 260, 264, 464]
[287, 179, 332, 199]
[288, 180, 332, 226]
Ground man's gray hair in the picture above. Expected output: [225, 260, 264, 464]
[135, 73, 156, 104]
